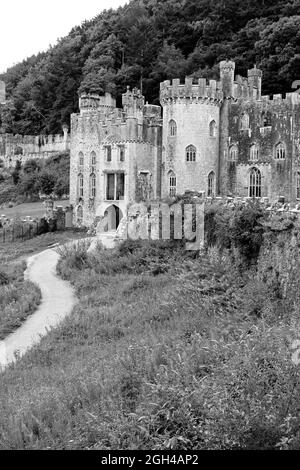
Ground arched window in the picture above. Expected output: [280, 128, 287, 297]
[79, 152, 84, 167]
[209, 120, 217, 137]
[207, 171, 215, 197]
[186, 145, 196, 162]
[249, 168, 261, 198]
[275, 142, 286, 160]
[169, 119, 177, 137]
[77, 205, 83, 225]
[229, 145, 238, 161]
[297, 172, 300, 199]
[169, 171, 176, 197]
[240, 112, 249, 130]
[90, 173, 96, 198]
[78, 173, 84, 198]
[250, 144, 259, 161]
[90, 151, 96, 171]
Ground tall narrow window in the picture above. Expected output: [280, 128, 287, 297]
[119, 145, 125, 162]
[275, 142, 286, 160]
[106, 145, 112, 162]
[169, 171, 176, 197]
[79, 152, 84, 167]
[207, 171, 215, 197]
[240, 112, 249, 130]
[229, 145, 238, 161]
[297, 172, 300, 199]
[250, 144, 259, 161]
[262, 111, 271, 127]
[186, 145, 196, 162]
[169, 120, 177, 137]
[77, 205, 83, 224]
[106, 173, 125, 200]
[78, 173, 84, 198]
[90, 173, 96, 198]
[209, 120, 217, 137]
[90, 151, 96, 172]
[249, 168, 261, 197]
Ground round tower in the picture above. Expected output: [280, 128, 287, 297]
[160, 77, 223, 198]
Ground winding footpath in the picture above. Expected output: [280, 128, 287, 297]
[0, 248, 77, 370]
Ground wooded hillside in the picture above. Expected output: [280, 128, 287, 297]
[0, 0, 299, 135]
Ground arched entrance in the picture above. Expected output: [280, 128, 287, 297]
[105, 205, 123, 230]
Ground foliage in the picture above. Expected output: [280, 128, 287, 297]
[0, 0, 299, 134]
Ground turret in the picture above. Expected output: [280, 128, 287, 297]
[122, 87, 145, 118]
[79, 92, 116, 115]
[220, 60, 235, 98]
[248, 65, 262, 99]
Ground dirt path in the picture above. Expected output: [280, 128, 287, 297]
[0, 248, 77, 369]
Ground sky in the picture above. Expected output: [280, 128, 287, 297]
[0, 0, 128, 73]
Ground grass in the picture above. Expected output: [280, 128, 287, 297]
[0, 235, 299, 449]
[0, 262, 41, 340]
[0, 199, 70, 219]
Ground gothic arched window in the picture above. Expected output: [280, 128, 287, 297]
[169, 119, 177, 137]
[207, 171, 215, 197]
[209, 120, 217, 137]
[186, 145, 196, 162]
[249, 167, 261, 198]
[90, 151, 96, 171]
[77, 205, 83, 224]
[250, 144, 259, 161]
[90, 173, 96, 198]
[169, 171, 176, 197]
[79, 152, 84, 167]
[78, 173, 84, 198]
[229, 145, 238, 161]
[240, 112, 249, 130]
[275, 142, 286, 160]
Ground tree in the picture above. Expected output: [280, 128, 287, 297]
[12, 160, 22, 185]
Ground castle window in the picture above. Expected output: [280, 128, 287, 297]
[186, 145, 196, 162]
[78, 173, 84, 198]
[275, 142, 286, 160]
[229, 145, 238, 161]
[169, 120, 177, 137]
[250, 144, 259, 161]
[169, 171, 176, 197]
[90, 151, 96, 172]
[77, 205, 83, 225]
[207, 171, 215, 197]
[105, 145, 112, 162]
[209, 120, 217, 137]
[240, 112, 249, 130]
[106, 172, 125, 201]
[297, 172, 300, 199]
[262, 111, 271, 127]
[119, 145, 125, 162]
[249, 167, 261, 198]
[79, 152, 84, 167]
[90, 173, 96, 198]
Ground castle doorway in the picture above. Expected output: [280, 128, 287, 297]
[105, 205, 123, 230]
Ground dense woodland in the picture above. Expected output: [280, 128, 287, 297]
[0, 0, 299, 135]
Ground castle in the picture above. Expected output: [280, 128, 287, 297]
[69, 60, 300, 228]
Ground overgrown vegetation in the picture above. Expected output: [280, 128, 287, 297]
[0, 262, 41, 339]
[0, 203, 299, 449]
[0, 0, 299, 134]
[0, 152, 69, 205]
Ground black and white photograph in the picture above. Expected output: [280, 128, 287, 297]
[0, 0, 300, 455]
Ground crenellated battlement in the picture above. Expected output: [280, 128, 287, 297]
[260, 92, 300, 107]
[160, 77, 223, 105]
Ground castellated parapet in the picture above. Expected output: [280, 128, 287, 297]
[160, 77, 224, 105]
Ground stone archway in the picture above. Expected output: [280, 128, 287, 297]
[105, 204, 123, 230]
